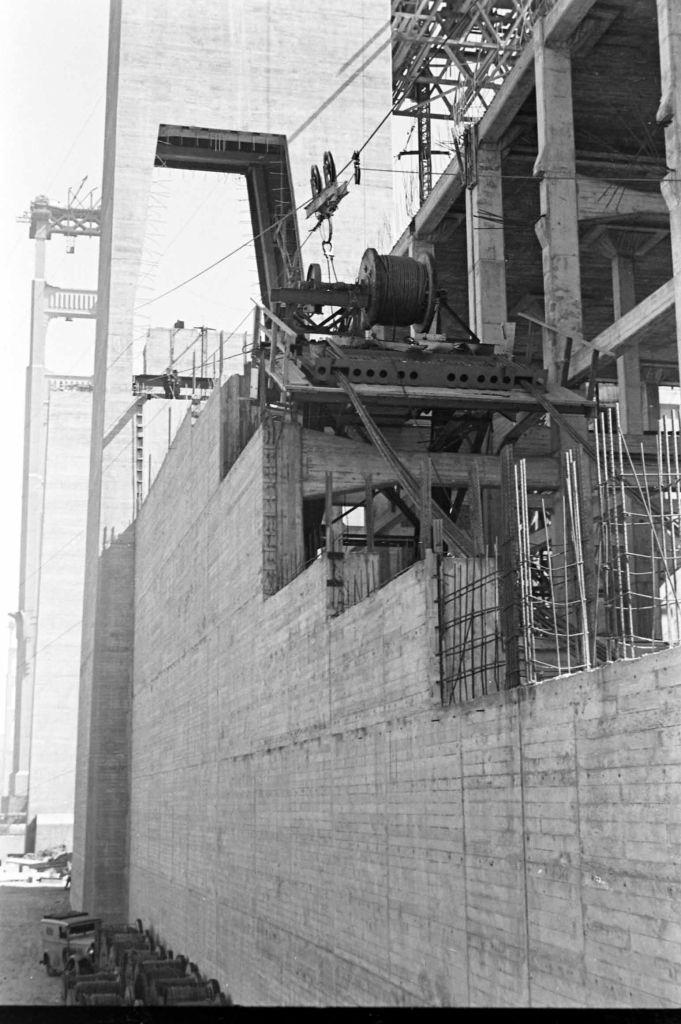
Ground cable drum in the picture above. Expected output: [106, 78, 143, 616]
[358, 249, 436, 332]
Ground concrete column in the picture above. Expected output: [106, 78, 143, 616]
[465, 142, 514, 354]
[533, 23, 596, 652]
[595, 235, 652, 636]
[657, 0, 681, 378]
[533, 19, 583, 384]
[612, 253, 644, 434]
[613, 249, 653, 639]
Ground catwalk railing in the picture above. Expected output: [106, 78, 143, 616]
[437, 408, 681, 704]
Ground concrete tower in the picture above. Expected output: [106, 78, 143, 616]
[73, 0, 394, 915]
[7, 196, 99, 852]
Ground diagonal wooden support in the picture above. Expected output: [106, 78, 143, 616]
[335, 372, 476, 557]
[496, 410, 544, 452]
[519, 381, 596, 463]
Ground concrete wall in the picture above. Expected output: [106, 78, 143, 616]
[77, 526, 135, 919]
[127, 386, 681, 1007]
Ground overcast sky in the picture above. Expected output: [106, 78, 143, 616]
[0, 2, 109, 681]
[0, 3, 272, 679]
[0, 1, 434, 693]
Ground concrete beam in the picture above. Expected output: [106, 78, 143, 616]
[543, 0, 600, 44]
[577, 175, 669, 222]
[392, 0, 601, 256]
[301, 430, 559, 498]
[570, 277, 676, 378]
[392, 164, 465, 256]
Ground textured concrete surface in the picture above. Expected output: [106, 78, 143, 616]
[26, 385, 92, 847]
[76, 526, 135, 922]
[121, 385, 681, 1007]
[74, 0, 393, 913]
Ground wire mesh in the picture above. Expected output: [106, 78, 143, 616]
[438, 555, 505, 704]
[516, 406, 681, 681]
[438, 406, 681, 701]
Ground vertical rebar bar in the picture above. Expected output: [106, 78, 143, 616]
[471, 558, 477, 698]
[657, 427, 671, 642]
[515, 460, 535, 681]
[667, 409, 679, 638]
[664, 415, 681, 643]
[561, 486, 571, 674]
[641, 440, 661, 643]
[615, 407, 636, 653]
[594, 412, 610, 657]
[607, 406, 626, 652]
[567, 451, 591, 670]
[542, 497, 561, 676]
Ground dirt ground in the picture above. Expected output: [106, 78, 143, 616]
[0, 886, 70, 1005]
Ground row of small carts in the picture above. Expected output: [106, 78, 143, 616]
[62, 920, 231, 1006]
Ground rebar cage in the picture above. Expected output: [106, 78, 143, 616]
[438, 406, 681, 704]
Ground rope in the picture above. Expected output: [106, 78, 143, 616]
[359, 250, 431, 327]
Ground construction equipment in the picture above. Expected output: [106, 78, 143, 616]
[256, 245, 590, 435]
[40, 912, 101, 977]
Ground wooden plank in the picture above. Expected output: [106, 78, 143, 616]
[468, 462, 485, 556]
[496, 410, 543, 451]
[520, 381, 597, 463]
[269, 355, 309, 386]
[420, 456, 432, 555]
[258, 301, 298, 337]
[301, 430, 559, 497]
[325, 471, 334, 553]
[569, 278, 676, 378]
[285, 380, 591, 414]
[335, 374, 476, 557]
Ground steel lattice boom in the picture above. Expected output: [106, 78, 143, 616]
[391, 0, 552, 125]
